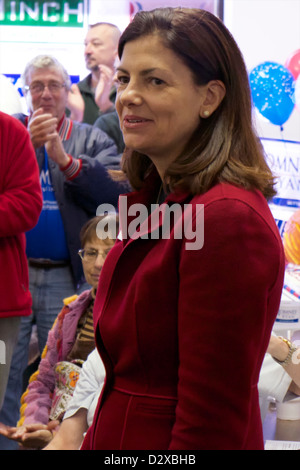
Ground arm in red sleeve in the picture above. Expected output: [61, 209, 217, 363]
[0, 113, 42, 237]
[169, 197, 284, 449]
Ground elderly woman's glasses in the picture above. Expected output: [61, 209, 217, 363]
[78, 248, 111, 262]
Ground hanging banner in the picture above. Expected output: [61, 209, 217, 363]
[0, 0, 89, 81]
[0, 0, 85, 27]
[262, 138, 300, 239]
[263, 138, 300, 208]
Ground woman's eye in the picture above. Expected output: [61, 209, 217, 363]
[116, 75, 129, 85]
[86, 250, 97, 257]
[150, 77, 165, 86]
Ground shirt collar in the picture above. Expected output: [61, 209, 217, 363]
[57, 114, 73, 141]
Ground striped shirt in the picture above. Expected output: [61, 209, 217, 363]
[78, 300, 95, 341]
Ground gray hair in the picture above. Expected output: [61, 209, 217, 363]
[21, 55, 71, 90]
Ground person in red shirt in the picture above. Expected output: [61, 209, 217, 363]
[0, 111, 42, 411]
[0, 55, 125, 451]
[81, 8, 285, 450]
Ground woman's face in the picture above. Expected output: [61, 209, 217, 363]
[81, 238, 114, 289]
[116, 34, 207, 176]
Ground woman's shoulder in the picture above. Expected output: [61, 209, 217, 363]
[65, 289, 92, 310]
[191, 182, 270, 213]
[191, 182, 279, 235]
[55, 290, 91, 322]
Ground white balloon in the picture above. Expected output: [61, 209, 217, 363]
[0, 75, 23, 115]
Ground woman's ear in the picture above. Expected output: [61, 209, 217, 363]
[199, 80, 226, 118]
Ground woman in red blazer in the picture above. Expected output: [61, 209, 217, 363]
[81, 8, 285, 450]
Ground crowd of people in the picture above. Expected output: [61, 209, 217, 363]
[0, 8, 299, 450]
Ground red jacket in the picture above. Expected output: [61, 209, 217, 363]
[0, 112, 42, 318]
[82, 171, 284, 450]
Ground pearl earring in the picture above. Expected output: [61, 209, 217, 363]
[203, 110, 210, 117]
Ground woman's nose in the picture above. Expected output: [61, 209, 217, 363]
[94, 253, 105, 268]
[118, 82, 143, 107]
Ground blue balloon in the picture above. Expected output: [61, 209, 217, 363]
[249, 61, 295, 126]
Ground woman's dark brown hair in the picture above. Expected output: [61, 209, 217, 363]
[116, 7, 276, 199]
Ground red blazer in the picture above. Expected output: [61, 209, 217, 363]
[0, 112, 42, 318]
[82, 171, 284, 450]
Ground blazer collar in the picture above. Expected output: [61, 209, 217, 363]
[118, 168, 192, 243]
[123, 167, 191, 206]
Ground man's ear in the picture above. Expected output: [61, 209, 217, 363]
[199, 80, 226, 118]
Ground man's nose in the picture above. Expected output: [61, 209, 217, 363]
[85, 43, 92, 54]
[40, 85, 52, 97]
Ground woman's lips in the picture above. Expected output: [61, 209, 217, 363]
[123, 115, 152, 129]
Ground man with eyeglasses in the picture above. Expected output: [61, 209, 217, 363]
[0, 54, 126, 450]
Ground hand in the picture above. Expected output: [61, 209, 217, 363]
[95, 64, 115, 112]
[45, 134, 71, 167]
[28, 108, 58, 149]
[67, 83, 84, 122]
[267, 335, 290, 362]
[0, 422, 19, 440]
[29, 107, 70, 167]
[0, 420, 59, 449]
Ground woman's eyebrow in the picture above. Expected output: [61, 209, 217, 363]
[116, 66, 128, 74]
[116, 67, 165, 76]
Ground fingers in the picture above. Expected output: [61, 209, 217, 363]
[0, 425, 26, 442]
[48, 420, 60, 430]
[98, 65, 114, 85]
[10, 423, 55, 448]
[23, 423, 49, 432]
[0, 422, 18, 437]
[0, 421, 59, 447]
[20, 429, 54, 448]
[67, 84, 84, 121]
[69, 83, 81, 95]
[98, 64, 115, 76]
[95, 66, 115, 111]
[29, 108, 58, 148]
[30, 108, 57, 130]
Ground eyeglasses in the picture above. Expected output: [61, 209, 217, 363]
[78, 248, 111, 262]
[24, 81, 67, 96]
